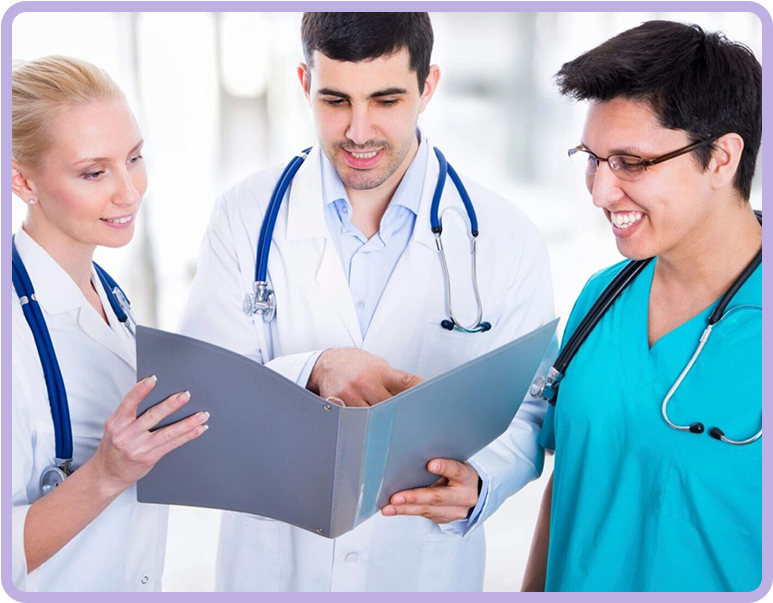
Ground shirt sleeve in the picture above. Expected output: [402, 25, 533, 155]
[11, 343, 42, 592]
[178, 194, 321, 383]
[458, 219, 558, 534]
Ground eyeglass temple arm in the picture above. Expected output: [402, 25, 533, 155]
[645, 135, 722, 168]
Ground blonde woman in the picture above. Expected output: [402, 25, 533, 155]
[11, 56, 209, 591]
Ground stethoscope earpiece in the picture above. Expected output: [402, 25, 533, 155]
[689, 423, 705, 434]
[709, 427, 725, 441]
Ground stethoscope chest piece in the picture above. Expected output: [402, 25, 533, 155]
[243, 281, 276, 322]
[40, 464, 68, 497]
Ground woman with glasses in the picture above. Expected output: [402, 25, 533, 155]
[522, 22, 761, 592]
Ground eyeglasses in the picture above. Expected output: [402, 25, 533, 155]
[568, 135, 723, 182]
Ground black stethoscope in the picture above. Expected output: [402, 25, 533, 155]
[242, 147, 492, 334]
[530, 211, 762, 446]
[12, 237, 137, 495]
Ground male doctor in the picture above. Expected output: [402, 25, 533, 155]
[180, 13, 555, 592]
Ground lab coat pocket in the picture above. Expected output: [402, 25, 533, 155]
[216, 511, 282, 591]
[418, 529, 485, 592]
[660, 436, 761, 538]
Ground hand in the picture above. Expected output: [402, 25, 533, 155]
[92, 375, 210, 495]
[307, 348, 423, 407]
[381, 459, 480, 524]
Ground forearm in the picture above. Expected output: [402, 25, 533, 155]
[23, 458, 122, 573]
[521, 472, 553, 592]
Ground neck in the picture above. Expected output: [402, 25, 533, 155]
[346, 136, 420, 239]
[655, 198, 761, 298]
[22, 217, 96, 293]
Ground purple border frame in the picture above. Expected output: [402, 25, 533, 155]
[2, 1, 768, 599]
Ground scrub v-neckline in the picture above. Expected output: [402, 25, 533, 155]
[622, 259, 719, 391]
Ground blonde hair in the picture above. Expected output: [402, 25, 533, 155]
[12, 56, 123, 167]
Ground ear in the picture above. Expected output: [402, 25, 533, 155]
[417, 64, 441, 114]
[12, 160, 37, 204]
[298, 62, 311, 103]
[709, 133, 744, 193]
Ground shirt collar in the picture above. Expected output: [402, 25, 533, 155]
[13, 227, 91, 315]
[321, 130, 429, 218]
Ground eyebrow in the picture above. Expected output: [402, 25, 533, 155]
[74, 139, 144, 165]
[316, 87, 408, 100]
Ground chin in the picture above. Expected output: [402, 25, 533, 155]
[99, 228, 136, 249]
[615, 238, 657, 261]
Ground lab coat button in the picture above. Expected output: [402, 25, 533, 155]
[356, 300, 365, 309]
[141, 576, 149, 585]
[345, 553, 359, 564]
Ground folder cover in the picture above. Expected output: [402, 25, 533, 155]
[135, 319, 557, 538]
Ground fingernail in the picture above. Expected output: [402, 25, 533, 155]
[430, 462, 440, 472]
[177, 391, 191, 403]
[394, 496, 405, 505]
[383, 507, 395, 516]
[196, 424, 209, 435]
[145, 375, 157, 387]
[199, 411, 210, 422]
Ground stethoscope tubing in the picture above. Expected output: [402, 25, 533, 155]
[12, 244, 74, 462]
[12, 238, 135, 474]
[250, 146, 491, 334]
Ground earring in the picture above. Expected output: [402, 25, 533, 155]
[28, 198, 36, 205]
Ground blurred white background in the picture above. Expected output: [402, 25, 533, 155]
[11, 11, 762, 592]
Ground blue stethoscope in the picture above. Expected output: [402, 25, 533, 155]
[530, 211, 762, 446]
[243, 147, 492, 334]
[12, 237, 138, 495]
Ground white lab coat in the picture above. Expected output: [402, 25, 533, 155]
[11, 228, 169, 592]
[179, 142, 555, 592]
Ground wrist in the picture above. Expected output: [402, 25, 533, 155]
[84, 453, 128, 501]
[307, 349, 330, 394]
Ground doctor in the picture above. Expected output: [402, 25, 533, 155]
[180, 13, 554, 591]
[522, 21, 762, 591]
[11, 56, 209, 591]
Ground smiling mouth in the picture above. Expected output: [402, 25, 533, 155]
[347, 150, 380, 159]
[101, 213, 135, 226]
[340, 147, 384, 170]
[609, 210, 644, 230]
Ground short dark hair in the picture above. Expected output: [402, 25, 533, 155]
[556, 20, 761, 200]
[301, 13, 434, 93]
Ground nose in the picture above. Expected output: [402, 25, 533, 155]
[345, 103, 377, 146]
[589, 161, 625, 209]
[113, 166, 143, 208]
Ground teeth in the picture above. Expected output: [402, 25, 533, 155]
[350, 150, 378, 159]
[105, 215, 133, 224]
[611, 211, 643, 229]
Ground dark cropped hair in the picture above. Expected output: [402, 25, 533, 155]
[556, 20, 761, 200]
[301, 13, 434, 93]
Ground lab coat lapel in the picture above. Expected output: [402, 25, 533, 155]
[77, 269, 136, 371]
[315, 238, 364, 347]
[286, 147, 363, 347]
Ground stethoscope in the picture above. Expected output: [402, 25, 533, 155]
[530, 211, 762, 446]
[243, 147, 492, 334]
[12, 237, 138, 496]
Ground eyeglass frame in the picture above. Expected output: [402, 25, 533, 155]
[568, 134, 725, 178]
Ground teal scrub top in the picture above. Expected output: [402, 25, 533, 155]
[540, 259, 761, 592]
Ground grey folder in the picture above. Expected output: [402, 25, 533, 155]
[136, 319, 557, 538]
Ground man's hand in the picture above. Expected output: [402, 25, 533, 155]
[381, 459, 480, 524]
[307, 348, 423, 407]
